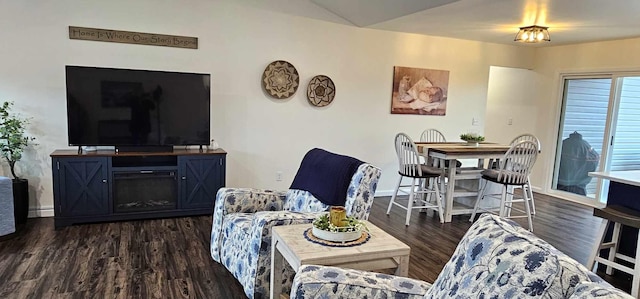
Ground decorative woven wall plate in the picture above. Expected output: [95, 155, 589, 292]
[307, 75, 335, 107]
[262, 60, 299, 99]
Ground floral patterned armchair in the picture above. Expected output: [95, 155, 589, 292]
[291, 214, 633, 299]
[210, 163, 381, 299]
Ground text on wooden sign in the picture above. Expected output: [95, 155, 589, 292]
[69, 26, 198, 49]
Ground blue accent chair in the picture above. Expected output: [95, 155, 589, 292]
[291, 214, 634, 299]
[210, 163, 381, 299]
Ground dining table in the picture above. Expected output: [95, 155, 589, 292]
[415, 142, 512, 222]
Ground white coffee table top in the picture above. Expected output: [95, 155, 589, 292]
[272, 220, 410, 269]
[270, 220, 411, 299]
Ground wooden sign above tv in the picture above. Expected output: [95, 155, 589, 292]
[69, 26, 198, 49]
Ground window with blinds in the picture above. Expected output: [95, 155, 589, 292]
[554, 76, 640, 201]
[557, 78, 609, 197]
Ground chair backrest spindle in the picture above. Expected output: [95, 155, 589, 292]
[497, 140, 539, 185]
[510, 133, 541, 152]
[420, 129, 447, 143]
[395, 133, 422, 177]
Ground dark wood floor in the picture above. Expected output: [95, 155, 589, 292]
[0, 216, 246, 299]
[0, 193, 630, 298]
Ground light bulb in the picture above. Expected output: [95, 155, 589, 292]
[515, 26, 549, 43]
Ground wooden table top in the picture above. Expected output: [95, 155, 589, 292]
[272, 221, 409, 265]
[416, 142, 511, 156]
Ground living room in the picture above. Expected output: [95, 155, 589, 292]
[2, 0, 640, 298]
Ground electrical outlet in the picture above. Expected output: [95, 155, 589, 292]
[508, 118, 513, 125]
[276, 171, 283, 181]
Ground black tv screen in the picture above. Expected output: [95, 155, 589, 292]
[65, 66, 210, 147]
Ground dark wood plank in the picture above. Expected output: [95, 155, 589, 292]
[50, 148, 227, 158]
[0, 216, 246, 299]
[0, 193, 630, 298]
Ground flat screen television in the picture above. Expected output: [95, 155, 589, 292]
[65, 66, 211, 151]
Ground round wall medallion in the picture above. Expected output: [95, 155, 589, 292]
[262, 60, 299, 99]
[307, 75, 335, 107]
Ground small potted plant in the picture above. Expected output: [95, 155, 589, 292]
[0, 101, 36, 227]
[460, 133, 485, 146]
[312, 212, 367, 243]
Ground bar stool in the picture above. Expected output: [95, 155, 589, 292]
[387, 133, 444, 226]
[469, 140, 538, 232]
[418, 128, 459, 200]
[508, 134, 541, 215]
[419, 128, 446, 143]
[587, 205, 640, 297]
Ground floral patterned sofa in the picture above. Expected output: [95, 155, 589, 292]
[210, 163, 381, 299]
[291, 214, 633, 299]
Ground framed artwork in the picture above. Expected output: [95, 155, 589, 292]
[101, 81, 143, 107]
[390, 66, 449, 115]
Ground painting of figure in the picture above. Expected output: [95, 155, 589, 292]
[390, 66, 449, 115]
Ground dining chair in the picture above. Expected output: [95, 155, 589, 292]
[387, 133, 444, 225]
[469, 140, 539, 232]
[419, 129, 446, 143]
[418, 128, 460, 194]
[509, 133, 541, 215]
[418, 129, 447, 198]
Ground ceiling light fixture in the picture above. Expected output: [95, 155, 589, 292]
[514, 25, 550, 43]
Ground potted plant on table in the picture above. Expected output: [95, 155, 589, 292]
[311, 207, 368, 243]
[460, 133, 485, 146]
[0, 101, 36, 227]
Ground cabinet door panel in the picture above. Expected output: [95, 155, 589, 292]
[59, 157, 109, 216]
[179, 156, 225, 209]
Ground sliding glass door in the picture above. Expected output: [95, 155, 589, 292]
[552, 74, 640, 204]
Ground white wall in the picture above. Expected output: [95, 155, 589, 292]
[485, 66, 539, 144]
[530, 38, 640, 201]
[0, 0, 534, 216]
[484, 66, 543, 186]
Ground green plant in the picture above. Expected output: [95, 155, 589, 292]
[0, 101, 36, 180]
[312, 213, 368, 233]
[460, 133, 485, 142]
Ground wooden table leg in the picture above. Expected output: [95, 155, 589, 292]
[430, 157, 444, 196]
[394, 255, 410, 276]
[445, 159, 457, 222]
[270, 239, 284, 299]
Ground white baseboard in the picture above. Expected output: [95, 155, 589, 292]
[23, 187, 549, 218]
[28, 205, 54, 218]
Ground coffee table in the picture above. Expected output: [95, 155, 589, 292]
[270, 220, 410, 299]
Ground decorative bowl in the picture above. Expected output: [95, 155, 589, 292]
[311, 226, 362, 242]
[465, 141, 479, 146]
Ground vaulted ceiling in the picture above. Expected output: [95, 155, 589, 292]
[238, 0, 640, 46]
